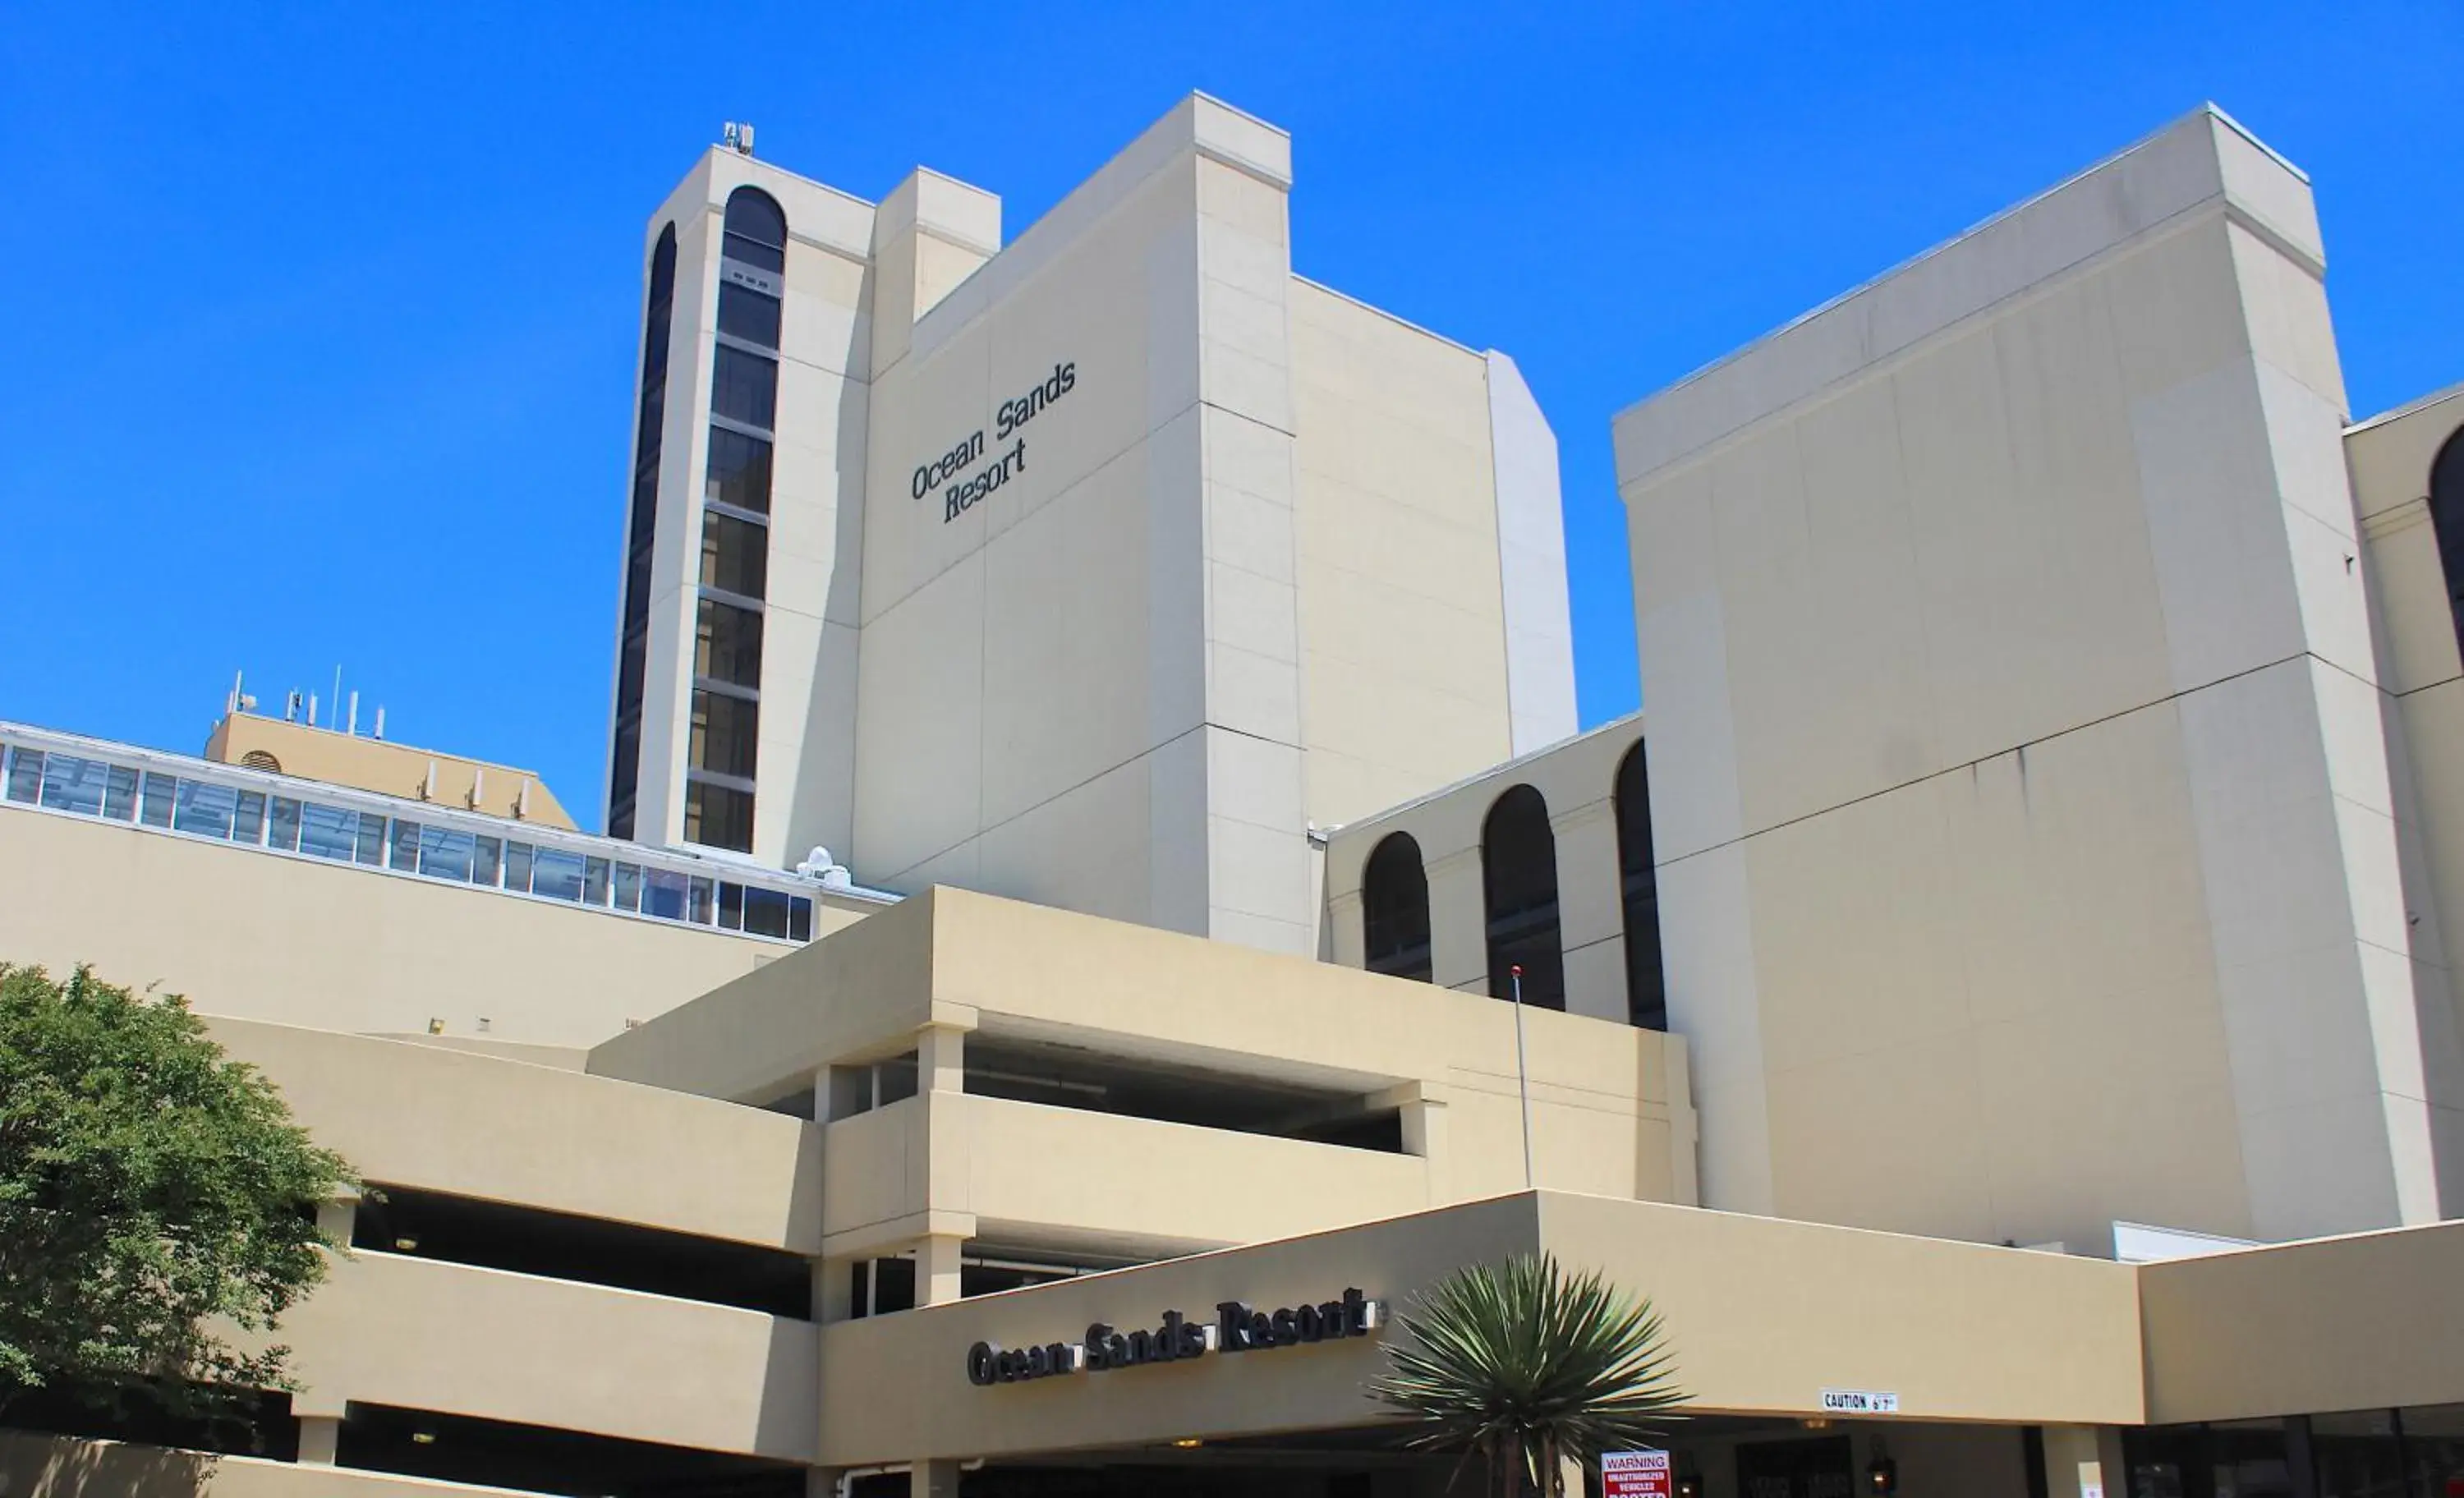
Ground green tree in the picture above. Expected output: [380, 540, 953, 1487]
[1368, 1253, 1686, 1498]
[0, 963, 353, 1422]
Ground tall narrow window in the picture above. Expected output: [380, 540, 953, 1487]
[1615, 742, 1668, 1032]
[2430, 425, 2464, 664]
[683, 186, 786, 854]
[1361, 833, 1432, 983]
[1482, 785, 1564, 1010]
[607, 223, 678, 842]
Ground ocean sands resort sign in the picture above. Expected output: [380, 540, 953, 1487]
[911, 361, 1078, 524]
[966, 1289, 1385, 1386]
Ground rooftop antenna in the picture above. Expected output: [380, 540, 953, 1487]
[723, 121, 755, 157]
[374, 705, 387, 741]
[307, 692, 319, 728]
[285, 690, 303, 724]
[347, 691, 361, 738]
[330, 666, 343, 731]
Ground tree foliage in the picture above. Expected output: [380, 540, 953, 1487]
[1368, 1253, 1685, 1497]
[0, 963, 352, 1419]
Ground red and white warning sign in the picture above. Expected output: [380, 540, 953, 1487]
[1604, 1449, 1673, 1498]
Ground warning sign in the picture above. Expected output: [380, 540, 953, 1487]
[1604, 1450, 1673, 1498]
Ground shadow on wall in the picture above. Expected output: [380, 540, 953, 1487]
[0, 1432, 221, 1497]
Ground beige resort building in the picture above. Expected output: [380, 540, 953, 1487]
[3, 96, 2462, 1498]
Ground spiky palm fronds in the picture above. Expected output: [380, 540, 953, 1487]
[1368, 1253, 1685, 1498]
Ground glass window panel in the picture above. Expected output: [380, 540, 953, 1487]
[641, 867, 688, 921]
[39, 754, 110, 816]
[613, 862, 642, 912]
[532, 848, 586, 903]
[689, 693, 759, 781]
[789, 895, 812, 942]
[876, 1054, 919, 1105]
[139, 773, 176, 828]
[687, 875, 715, 924]
[354, 813, 386, 865]
[744, 886, 792, 940]
[719, 880, 745, 931]
[269, 796, 301, 851]
[2, 747, 40, 803]
[699, 511, 769, 599]
[417, 825, 476, 882]
[233, 791, 266, 845]
[472, 835, 502, 887]
[695, 600, 764, 688]
[705, 426, 773, 514]
[505, 841, 536, 894]
[683, 779, 754, 853]
[584, 856, 611, 907]
[389, 819, 421, 871]
[710, 346, 777, 430]
[297, 803, 358, 862]
[722, 188, 786, 248]
[103, 765, 139, 821]
[716, 282, 781, 347]
[722, 232, 784, 275]
[172, 780, 238, 839]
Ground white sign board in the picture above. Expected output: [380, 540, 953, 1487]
[1818, 1388, 1901, 1414]
[1604, 1450, 1673, 1498]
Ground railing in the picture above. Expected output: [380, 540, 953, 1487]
[0, 719, 896, 945]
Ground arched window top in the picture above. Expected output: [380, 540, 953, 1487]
[1482, 784, 1556, 914]
[722, 189, 786, 277]
[2425, 424, 2464, 663]
[648, 222, 678, 288]
[1361, 833, 1432, 984]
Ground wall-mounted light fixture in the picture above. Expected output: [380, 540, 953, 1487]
[1867, 1450, 1898, 1496]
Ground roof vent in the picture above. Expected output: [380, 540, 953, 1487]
[241, 751, 282, 773]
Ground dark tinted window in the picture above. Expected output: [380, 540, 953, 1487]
[722, 186, 787, 273]
[2430, 426, 2464, 661]
[684, 779, 754, 852]
[607, 223, 679, 839]
[1615, 742, 1668, 1032]
[706, 426, 774, 513]
[689, 691, 758, 780]
[700, 511, 769, 598]
[711, 346, 776, 430]
[695, 600, 764, 688]
[1483, 784, 1565, 1010]
[1362, 833, 1432, 983]
[717, 283, 781, 349]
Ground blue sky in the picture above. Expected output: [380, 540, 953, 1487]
[2, 2, 2457, 833]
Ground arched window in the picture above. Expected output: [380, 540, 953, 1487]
[723, 187, 787, 270]
[1483, 784, 1565, 1010]
[2430, 425, 2464, 662]
[1361, 833, 1432, 982]
[1615, 742, 1668, 1032]
[608, 223, 678, 842]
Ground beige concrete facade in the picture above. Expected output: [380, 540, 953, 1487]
[205, 713, 576, 830]
[608, 98, 1574, 962]
[1613, 104, 2462, 1251]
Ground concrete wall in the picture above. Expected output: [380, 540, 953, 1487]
[2140, 1219, 2464, 1422]
[2346, 384, 2464, 1215]
[0, 802, 861, 1046]
[0, 1434, 503, 1498]
[1289, 280, 1515, 827]
[205, 715, 573, 830]
[1322, 714, 1647, 1023]
[812, 1190, 2145, 1467]
[1614, 105, 2449, 1247]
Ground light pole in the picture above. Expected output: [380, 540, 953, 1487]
[1510, 963, 1534, 1190]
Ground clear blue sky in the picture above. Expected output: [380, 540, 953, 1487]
[2, 2, 2457, 833]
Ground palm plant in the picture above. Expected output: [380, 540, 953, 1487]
[1368, 1253, 1685, 1498]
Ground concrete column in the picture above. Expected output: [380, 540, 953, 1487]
[913, 1458, 963, 1498]
[1328, 889, 1366, 967]
[314, 1194, 358, 1248]
[815, 1257, 855, 1323]
[918, 1232, 965, 1307]
[917, 1024, 965, 1093]
[2039, 1426, 2127, 1498]
[297, 1416, 340, 1466]
[1551, 798, 1627, 1022]
[1426, 848, 1489, 993]
[1389, 1082, 1453, 1206]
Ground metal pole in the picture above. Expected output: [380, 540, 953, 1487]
[1511, 963, 1534, 1189]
